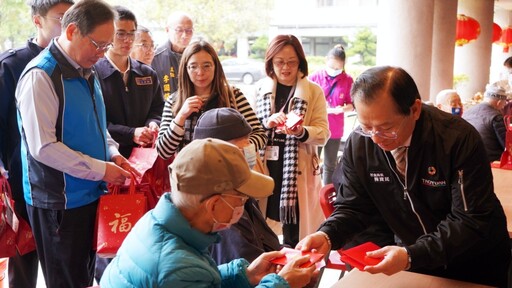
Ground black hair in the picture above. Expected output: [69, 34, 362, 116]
[113, 5, 137, 29]
[351, 66, 420, 116]
[504, 56, 512, 69]
[61, 0, 116, 36]
[28, 0, 75, 17]
[327, 44, 346, 62]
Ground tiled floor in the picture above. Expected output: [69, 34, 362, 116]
[1, 261, 98, 288]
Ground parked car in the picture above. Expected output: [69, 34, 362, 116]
[221, 58, 265, 85]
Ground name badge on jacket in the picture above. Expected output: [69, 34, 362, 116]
[135, 77, 153, 85]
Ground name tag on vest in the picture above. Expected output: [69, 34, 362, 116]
[135, 77, 153, 85]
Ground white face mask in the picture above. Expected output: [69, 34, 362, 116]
[211, 196, 245, 232]
[326, 67, 343, 77]
[242, 143, 257, 169]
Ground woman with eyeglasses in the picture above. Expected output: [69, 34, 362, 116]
[156, 40, 267, 160]
[255, 35, 329, 247]
[309, 44, 354, 186]
[130, 25, 156, 65]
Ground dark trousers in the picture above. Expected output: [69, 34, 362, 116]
[282, 206, 300, 248]
[27, 201, 98, 288]
[283, 222, 300, 248]
[8, 190, 38, 288]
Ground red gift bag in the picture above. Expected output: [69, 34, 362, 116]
[96, 176, 147, 258]
[0, 176, 36, 258]
[498, 115, 512, 169]
[128, 146, 173, 209]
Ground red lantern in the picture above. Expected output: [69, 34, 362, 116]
[499, 27, 512, 53]
[455, 14, 481, 46]
[493, 23, 502, 43]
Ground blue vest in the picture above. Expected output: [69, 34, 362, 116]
[19, 42, 108, 209]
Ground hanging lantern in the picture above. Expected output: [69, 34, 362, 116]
[493, 23, 502, 43]
[499, 27, 512, 52]
[455, 14, 481, 46]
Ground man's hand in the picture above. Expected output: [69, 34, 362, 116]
[111, 155, 141, 177]
[102, 162, 130, 185]
[0, 166, 8, 179]
[133, 127, 155, 146]
[296, 232, 331, 255]
[277, 255, 316, 288]
[363, 245, 409, 275]
[246, 251, 283, 285]
[148, 121, 159, 134]
[246, 251, 316, 288]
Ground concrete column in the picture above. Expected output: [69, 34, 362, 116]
[430, 0, 458, 103]
[491, 8, 512, 83]
[454, 0, 494, 101]
[377, 0, 435, 101]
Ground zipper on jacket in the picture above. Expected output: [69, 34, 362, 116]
[458, 170, 468, 212]
[384, 150, 428, 235]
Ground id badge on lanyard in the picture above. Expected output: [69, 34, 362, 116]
[267, 85, 296, 161]
[265, 145, 279, 161]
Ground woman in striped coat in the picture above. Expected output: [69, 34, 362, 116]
[156, 40, 267, 159]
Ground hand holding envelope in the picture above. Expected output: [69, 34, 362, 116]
[270, 247, 325, 268]
[276, 111, 304, 135]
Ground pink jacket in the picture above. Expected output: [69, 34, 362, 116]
[309, 70, 353, 139]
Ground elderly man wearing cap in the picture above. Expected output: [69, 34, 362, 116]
[100, 138, 316, 288]
[463, 81, 508, 162]
[193, 107, 281, 265]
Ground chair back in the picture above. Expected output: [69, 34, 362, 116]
[319, 183, 336, 218]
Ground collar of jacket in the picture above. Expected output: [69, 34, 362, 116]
[153, 193, 221, 252]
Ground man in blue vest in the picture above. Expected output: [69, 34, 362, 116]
[15, 0, 135, 287]
[0, 0, 74, 287]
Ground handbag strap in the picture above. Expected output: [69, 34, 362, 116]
[0, 177, 12, 199]
[108, 172, 138, 195]
[127, 172, 138, 195]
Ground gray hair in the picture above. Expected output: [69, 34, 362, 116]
[484, 81, 508, 100]
[170, 190, 203, 209]
[166, 11, 193, 28]
[435, 89, 459, 106]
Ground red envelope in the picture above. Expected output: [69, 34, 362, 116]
[270, 247, 324, 268]
[339, 242, 383, 270]
[276, 112, 304, 132]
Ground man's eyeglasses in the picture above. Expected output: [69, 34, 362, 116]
[44, 15, 63, 23]
[174, 27, 194, 35]
[134, 43, 156, 52]
[355, 116, 408, 140]
[115, 31, 136, 41]
[273, 60, 299, 68]
[187, 63, 214, 74]
[221, 194, 249, 205]
[87, 36, 112, 53]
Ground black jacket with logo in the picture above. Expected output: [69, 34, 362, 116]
[320, 104, 510, 287]
[151, 40, 181, 100]
[94, 57, 164, 158]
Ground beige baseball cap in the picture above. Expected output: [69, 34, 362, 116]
[169, 138, 274, 198]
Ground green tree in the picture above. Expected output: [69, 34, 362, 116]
[0, 0, 273, 52]
[346, 27, 376, 66]
[0, 0, 33, 51]
[108, 0, 273, 49]
[250, 35, 269, 58]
